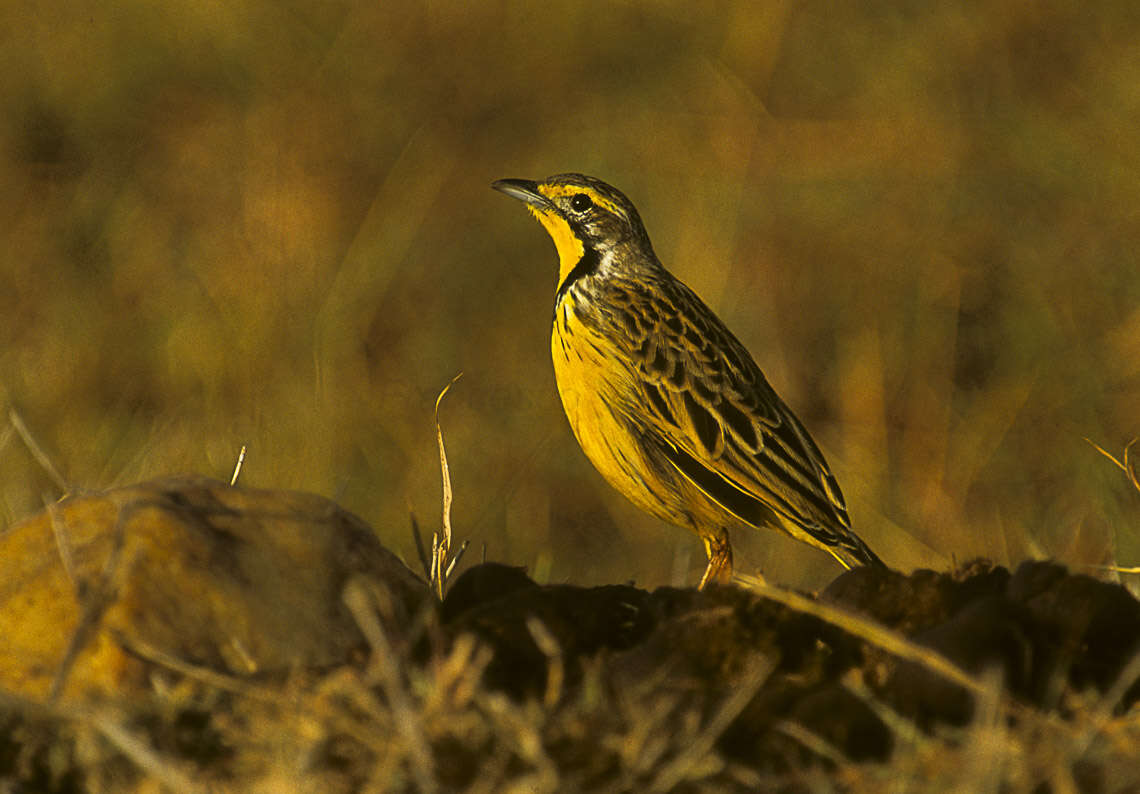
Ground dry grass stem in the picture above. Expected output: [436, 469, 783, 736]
[773, 719, 848, 767]
[342, 576, 436, 792]
[1084, 437, 1140, 495]
[737, 573, 987, 697]
[229, 444, 247, 486]
[9, 408, 69, 493]
[87, 709, 206, 794]
[50, 502, 133, 701]
[431, 374, 463, 600]
[649, 655, 775, 792]
[525, 617, 565, 709]
[46, 499, 78, 589]
[410, 511, 431, 579]
[112, 631, 277, 702]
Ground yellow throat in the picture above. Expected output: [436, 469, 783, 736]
[527, 204, 585, 293]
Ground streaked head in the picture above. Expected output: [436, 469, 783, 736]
[492, 173, 654, 293]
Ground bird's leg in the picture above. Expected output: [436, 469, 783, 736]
[697, 532, 733, 590]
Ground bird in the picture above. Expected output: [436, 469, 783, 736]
[492, 173, 884, 588]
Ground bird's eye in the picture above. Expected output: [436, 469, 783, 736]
[570, 193, 593, 213]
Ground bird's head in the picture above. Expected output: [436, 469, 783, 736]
[493, 173, 654, 295]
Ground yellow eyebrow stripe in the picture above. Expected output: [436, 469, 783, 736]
[537, 184, 627, 219]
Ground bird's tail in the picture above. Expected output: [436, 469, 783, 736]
[826, 532, 887, 570]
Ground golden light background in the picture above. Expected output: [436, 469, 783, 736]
[2, 1, 1138, 590]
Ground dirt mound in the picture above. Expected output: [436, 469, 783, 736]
[441, 558, 1140, 770]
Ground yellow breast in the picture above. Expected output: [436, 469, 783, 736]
[551, 297, 615, 458]
[550, 294, 682, 525]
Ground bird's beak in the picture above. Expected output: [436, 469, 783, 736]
[492, 178, 555, 211]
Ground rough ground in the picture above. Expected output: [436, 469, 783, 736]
[1, 477, 1139, 791]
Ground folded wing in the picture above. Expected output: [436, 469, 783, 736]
[610, 277, 876, 563]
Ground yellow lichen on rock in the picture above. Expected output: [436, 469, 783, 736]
[0, 477, 426, 701]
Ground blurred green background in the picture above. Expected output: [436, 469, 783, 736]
[2, 0, 1138, 590]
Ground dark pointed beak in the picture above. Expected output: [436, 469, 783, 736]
[492, 178, 554, 211]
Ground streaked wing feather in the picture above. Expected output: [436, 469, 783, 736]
[619, 277, 852, 542]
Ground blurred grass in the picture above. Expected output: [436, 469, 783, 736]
[2, 0, 1139, 590]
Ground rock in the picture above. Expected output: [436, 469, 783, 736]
[0, 476, 426, 700]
